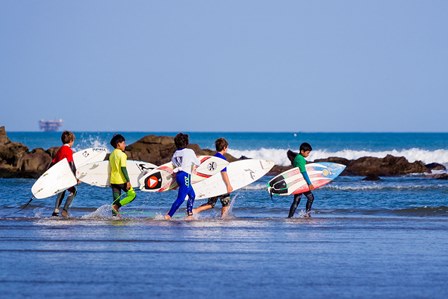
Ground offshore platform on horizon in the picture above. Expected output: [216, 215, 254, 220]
[38, 119, 63, 132]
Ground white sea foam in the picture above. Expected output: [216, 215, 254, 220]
[228, 148, 448, 166]
[74, 135, 110, 152]
[242, 183, 266, 190]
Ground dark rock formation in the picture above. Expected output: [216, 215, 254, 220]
[315, 155, 428, 176]
[0, 126, 35, 178]
[348, 155, 428, 176]
[362, 174, 381, 181]
[432, 173, 448, 180]
[17, 148, 52, 178]
[0, 126, 9, 144]
[425, 163, 446, 172]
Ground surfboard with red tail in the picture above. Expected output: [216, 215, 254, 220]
[139, 156, 229, 192]
[267, 162, 345, 196]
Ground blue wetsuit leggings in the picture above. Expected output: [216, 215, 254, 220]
[167, 171, 195, 217]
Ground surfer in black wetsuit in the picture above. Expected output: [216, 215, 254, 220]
[287, 143, 315, 218]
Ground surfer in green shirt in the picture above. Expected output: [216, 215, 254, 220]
[288, 142, 315, 218]
[109, 134, 136, 217]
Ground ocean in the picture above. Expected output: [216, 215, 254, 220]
[1, 132, 447, 298]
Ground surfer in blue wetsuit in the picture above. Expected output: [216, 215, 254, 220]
[165, 133, 200, 220]
[193, 138, 234, 217]
[288, 142, 315, 218]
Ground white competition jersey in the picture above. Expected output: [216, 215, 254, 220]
[171, 148, 200, 175]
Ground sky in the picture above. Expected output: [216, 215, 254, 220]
[1, 0, 447, 132]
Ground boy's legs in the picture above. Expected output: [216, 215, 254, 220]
[53, 190, 66, 216]
[304, 191, 315, 217]
[220, 194, 231, 217]
[193, 197, 219, 214]
[186, 185, 196, 216]
[111, 184, 125, 216]
[116, 188, 136, 207]
[288, 193, 302, 218]
[61, 187, 77, 218]
[167, 172, 189, 218]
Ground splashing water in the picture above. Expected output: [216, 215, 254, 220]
[81, 204, 113, 220]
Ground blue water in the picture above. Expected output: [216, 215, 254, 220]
[1, 132, 448, 298]
[8, 131, 448, 166]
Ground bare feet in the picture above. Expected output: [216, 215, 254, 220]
[61, 209, 69, 219]
[111, 204, 120, 216]
[164, 214, 171, 220]
[221, 206, 230, 218]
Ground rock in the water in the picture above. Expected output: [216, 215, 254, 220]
[362, 174, 381, 181]
[425, 163, 446, 172]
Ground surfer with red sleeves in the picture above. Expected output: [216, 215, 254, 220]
[50, 131, 78, 218]
[288, 142, 315, 218]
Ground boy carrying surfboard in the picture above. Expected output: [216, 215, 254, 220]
[165, 133, 200, 220]
[288, 142, 315, 218]
[51, 131, 78, 218]
[193, 138, 234, 217]
[110, 134, 136, 217]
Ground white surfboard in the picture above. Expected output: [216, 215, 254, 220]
[139, 156, 229, 192]
[31, 147, 108, 199]
[31, 158, 78, 199]
[73, 147, 108, 168]
[193, 159, 275, 200]
[76, 160, 157, 188]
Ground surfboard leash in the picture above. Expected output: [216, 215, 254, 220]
[5, 196, 35, 217]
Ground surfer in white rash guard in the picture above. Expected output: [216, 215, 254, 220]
[165, 133, 200, 220]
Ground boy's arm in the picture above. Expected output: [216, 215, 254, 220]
[294, 155, 314, 189]
[69, 161, 77, 176]
[301, 171, 312, 186]
[120, 153, 131, 188]
[220, 170, 233, 193]
[301, 170, 315, 190]
[121, 167, 130, 183]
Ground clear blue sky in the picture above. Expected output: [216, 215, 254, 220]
[1, 0, 447, 132]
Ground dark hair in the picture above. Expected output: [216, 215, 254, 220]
[174, 133, 189, 149]
[300, 142, 312, 152]
[61, 131, 75, 144]
[110, 134, 125, 148]
[215, 138, 229, 152]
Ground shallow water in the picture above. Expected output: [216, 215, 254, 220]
[1, 216, 447, 298]
[1, 174, 448, 298]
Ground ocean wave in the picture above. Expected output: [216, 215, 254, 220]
[228, 148, 448, 166]
[73, 135, 110, 152]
